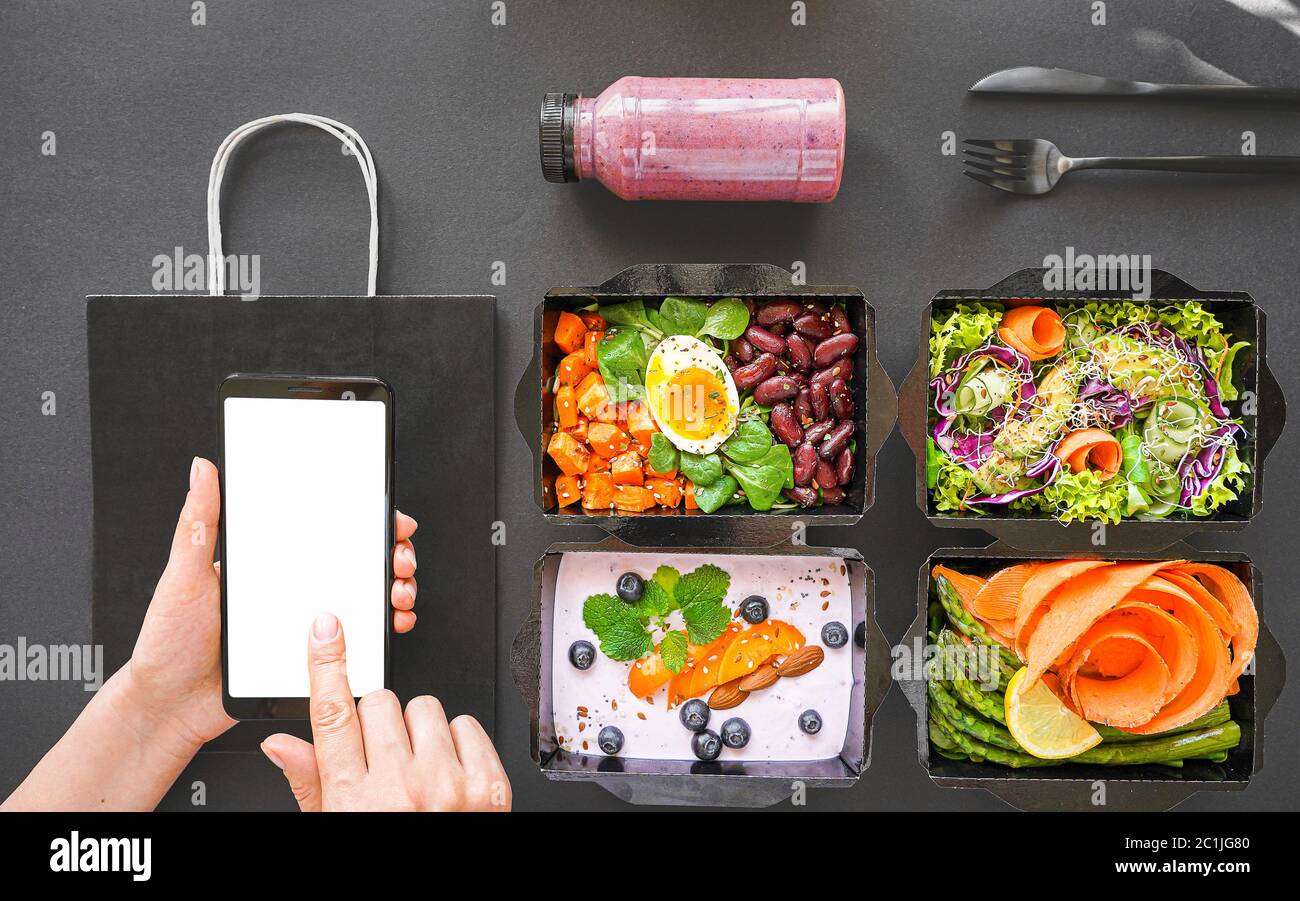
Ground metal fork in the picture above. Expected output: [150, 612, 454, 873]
[963, 138, 1300, 195]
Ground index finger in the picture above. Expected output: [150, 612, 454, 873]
[307, 613, 367, 785]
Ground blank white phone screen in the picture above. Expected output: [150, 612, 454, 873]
[223, 396, 387, 698]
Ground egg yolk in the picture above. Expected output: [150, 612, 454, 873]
[653, 367, 730, 440]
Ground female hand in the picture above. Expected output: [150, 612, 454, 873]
[124, 456, 421, 752]
[260, 615, 511, 811]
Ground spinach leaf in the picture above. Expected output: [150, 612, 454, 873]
[599, 300, 658, 334]
[647, 433, 680, 475]
[725, 444, 794, 511]
[597, 328, 649, 403]
[697, 297, 750, 341]
[692, 475, 740, 513]
[720, 419, 774, 464]
[656, 296, 710, 337]
[679, 450, 724, 487]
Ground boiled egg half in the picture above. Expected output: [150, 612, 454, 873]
[644, 334, 739, 455]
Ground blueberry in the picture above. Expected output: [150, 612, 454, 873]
[720, 717, 751, 749]
[679, 699, 710, 733]
[568, 640, 596, 670]
[739, 595, 769, 624]
[692, 729, 722, 761]
[616, 572, 644, 603]
[854, 621, 866, 649]
[798, 709, 823, 735]
[822, 621, 849, 649]
[597, 725, 624, 756]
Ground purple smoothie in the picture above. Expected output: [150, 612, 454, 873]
[540, 77, 846, 202]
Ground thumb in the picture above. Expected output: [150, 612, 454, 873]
[160, 457, 221, 588]
[262, 734, 323, 812]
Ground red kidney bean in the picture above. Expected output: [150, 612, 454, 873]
[744, 324, 786, 356]
[756, 300, 801, 326]
[810, 359, 853, 390]
[804, 418, 836, 446]
[830, 377, 854, 420]
[730, 337, 755, 364]
[794, 389, 814, 424]
[785, 332, 814, 371]
[830, 304, 851, 335]
[753, 375, 800, 406]
[821, 486, 846, 505]
[836, 446, 855, 485]
[769, 403, 804, 448]
[724, 354, 738, 371]
[769, 322, 790, 337]
[794, 313, 833, 341]
[788, 371, 808, 389]
[801, 299, 830, 316]
[793, 443, 818, 486]
[819, 420, 855, 460]
[742, 297, 756, 315]
[810, 382, 830, 420]
[815, 458, 839, 489]
[732, 352, 778, 390]
[784, 486, 819, 508]
[813, 333, 859, 368]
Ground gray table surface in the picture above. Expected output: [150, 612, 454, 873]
[1, 0, 1297, 811]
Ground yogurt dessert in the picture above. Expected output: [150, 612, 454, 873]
[551, 552, 855, 763]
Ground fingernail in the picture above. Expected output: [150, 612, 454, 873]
[189, 457, 201, 489]
[261, 740, 285, 770]
[400, 546, 416, 568]
[313, 612, 339, 640]
[405, 581, 418, 602]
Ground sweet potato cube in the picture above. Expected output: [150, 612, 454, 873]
[684, 481, 699, 510]
[555, 475, 581, 507]
[612, 485, 656, 512]
[557, 352, 592, 388]
[610, 452, 644, 486]
[646, 478, 683, 508]
[588, 422, 630, 459]
[555, 311, 587, 354]
[585, 453, 610, 474]
[625, 401, 659, 447]
[583, 330, 603, 368]
[582, 472, 615, 510]
[555, 385, 578, 429]
[564, 414, 588, 443]
[576, 372, 616, 422]
[579, 310, 607, 331]
[547, 431, 590, 477]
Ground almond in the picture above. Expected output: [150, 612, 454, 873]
[738, 663, 779, 692]
[708, 679, 749, 710]
[775, 644, 824, 678]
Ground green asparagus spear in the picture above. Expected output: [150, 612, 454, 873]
[1092, 703, 1231, 742]
[928, 678, 1022, 751]
[932, 575, 1021, 672]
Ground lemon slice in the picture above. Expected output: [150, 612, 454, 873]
[1005, 668, 1102, 760]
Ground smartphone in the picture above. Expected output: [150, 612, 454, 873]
[218, 374, 394, 719]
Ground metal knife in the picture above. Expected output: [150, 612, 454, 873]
[970, 66, 1300, 103]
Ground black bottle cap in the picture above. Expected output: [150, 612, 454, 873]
[540, 92, 577, 183]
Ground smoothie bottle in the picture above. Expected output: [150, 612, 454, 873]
[540, 77, 846, 202]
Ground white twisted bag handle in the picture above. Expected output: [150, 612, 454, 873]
[206, 113, 379, 296]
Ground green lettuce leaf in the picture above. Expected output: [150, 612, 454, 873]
[929, 302, 1003, 377]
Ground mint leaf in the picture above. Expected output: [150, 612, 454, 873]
[633, 579, 674, 622]
[682, 599, 731, 645]
[659, 631, 689, 674]
[582, 593, 653, 661]
[651, 565, 681, 598]
[674, 563, 730, 610]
